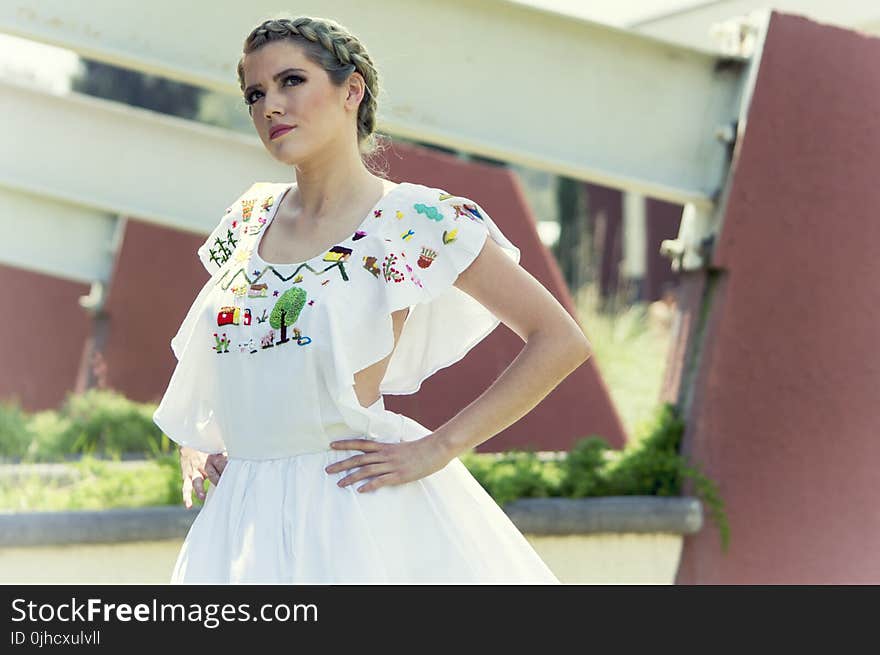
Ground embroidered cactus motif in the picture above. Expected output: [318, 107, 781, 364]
[213, 332, 230, 353]
[442, 228, 458, 244]
[414, 203, 444, 221]
[382, 253, 405, 283]
[270, 286, 307, 345]
[417, 247, 437, 268]
[207, 228, 238, 268]
[241, 199, 256, 221]
[362, 255, 381, 278]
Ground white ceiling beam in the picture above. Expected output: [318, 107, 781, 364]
[1, 0, 747, 208]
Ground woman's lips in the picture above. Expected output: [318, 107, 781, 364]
[270, 126, 295, 140]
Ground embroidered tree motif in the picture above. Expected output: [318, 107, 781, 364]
[208, 228, 238, 267]
[270, 286, 307, 345]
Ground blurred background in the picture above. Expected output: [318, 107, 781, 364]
[1, 1, 878, 584]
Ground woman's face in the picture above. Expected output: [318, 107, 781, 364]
[241, 40, 361, 165]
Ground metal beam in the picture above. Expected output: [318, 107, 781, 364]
[628, 0, 880, 52]
[1, 0, 747, 208]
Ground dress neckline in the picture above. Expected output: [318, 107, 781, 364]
[253, 181, 413, 268]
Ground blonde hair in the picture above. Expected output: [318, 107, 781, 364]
[237, 16, 388, 170]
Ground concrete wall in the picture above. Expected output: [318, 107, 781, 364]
[675, 12, 880, 583]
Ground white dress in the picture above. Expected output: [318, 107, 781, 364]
[153, 180, 560, 584]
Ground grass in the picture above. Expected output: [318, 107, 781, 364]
[572, 281, 674, 442]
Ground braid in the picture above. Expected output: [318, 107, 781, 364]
[237, 16, 382, 156]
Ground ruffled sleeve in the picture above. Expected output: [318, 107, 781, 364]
[377, 187, 521, 394]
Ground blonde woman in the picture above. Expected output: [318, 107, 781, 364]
[153, 15, 591, 584]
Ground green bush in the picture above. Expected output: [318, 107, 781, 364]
[0, 454, 185, 512]
[0, 389, 174, 462]
[463, 402, 729, 553]
[0, 399, 34, 459]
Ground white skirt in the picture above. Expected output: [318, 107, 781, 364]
[170, 445, 560, 585]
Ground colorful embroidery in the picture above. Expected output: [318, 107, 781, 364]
[261, 195, 275, 212]
[374, 209, 383, 218]
[217, 306, 252, 326]
[405, 262, 424, 289]
[353, 230, 367, 241]
[362, 255, 381, 278]
[238, 336, 258, 354]
[293, 327, 312, 346]
[260, 329, 275, 349]
[401, 229, 415, 241]
[414, 203, 444, 222]
[269, 287, 307, 344]
[216, 259, 350, 291]
[241, 199, 256, 221]
[248, 282, 268, 298]
[417, 247, 437, 268]
[206, 228, 238, 268]
[395, 210, 404, 220]
[213, 332, 230, 353]
[245, 217, 267, 235]
[382, 253, 405, 283]
[438, 193, 454, 201]
[453, 203, 484, 222]
[322, 246, 353, 281]
[442, 228, 458, 244]
[256, 309, 269, 324]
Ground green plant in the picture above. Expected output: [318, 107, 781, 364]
[463, 403, 730, 553]
[0, 389, 175, 462]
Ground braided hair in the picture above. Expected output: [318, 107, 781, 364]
[237, 16, 386, 164]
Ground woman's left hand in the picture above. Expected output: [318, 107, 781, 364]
[326, 434, 454, 493]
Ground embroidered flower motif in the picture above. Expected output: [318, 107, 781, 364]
[382, 253, 405, 283]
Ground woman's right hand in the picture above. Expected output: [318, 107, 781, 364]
[179, 446, 228, 509]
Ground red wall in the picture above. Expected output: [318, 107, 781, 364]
[0, 264, 92, 411]
[675, 11, 880, 583]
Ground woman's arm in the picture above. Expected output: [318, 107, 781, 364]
[327, 237, 592, 493]
[433, 236, 593, 458]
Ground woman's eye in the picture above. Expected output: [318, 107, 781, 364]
[245, 75, 304, 105]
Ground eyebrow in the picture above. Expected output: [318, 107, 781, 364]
[243, 68, 307, 95]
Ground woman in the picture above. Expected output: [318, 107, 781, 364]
[153, 15, 592, 584]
